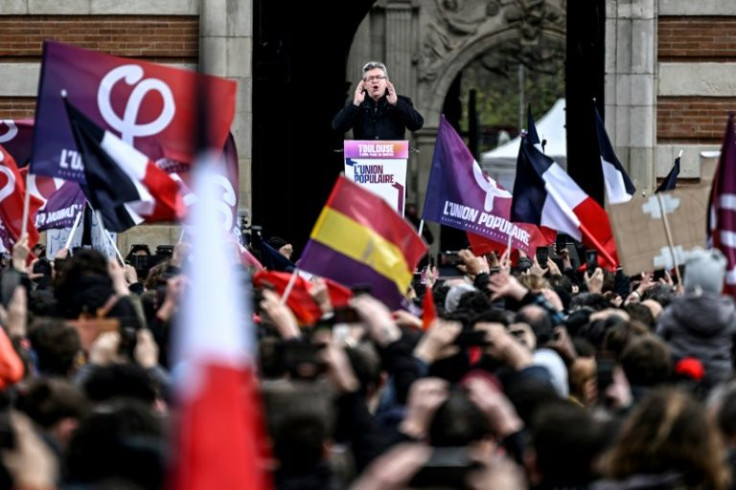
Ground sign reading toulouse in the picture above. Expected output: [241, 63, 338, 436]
[344, 140, 408, 214]
[422, 116, 546, 256]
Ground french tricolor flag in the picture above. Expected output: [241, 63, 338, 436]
[63, 96, 185, 232]
[512, 110, 619, 269]
[595, 106, 635, 204]
[170, 162, 272, 490]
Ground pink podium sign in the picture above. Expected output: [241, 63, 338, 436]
[343, 140, 408, 215]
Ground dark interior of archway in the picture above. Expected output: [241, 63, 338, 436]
[440, 75, 470, 253]
[252, 0, 377, 256]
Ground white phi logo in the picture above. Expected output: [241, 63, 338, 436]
[472, 160, 510, 212]
[97, 65, 175, 145]
[0, 121, 18, 144]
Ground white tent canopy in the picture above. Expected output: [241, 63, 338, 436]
[480, 98, 567, 190]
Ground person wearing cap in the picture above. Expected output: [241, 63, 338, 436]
[265, 236, 293, 261]
[656, 248, 736, 388]
[332, 61, 424, 141]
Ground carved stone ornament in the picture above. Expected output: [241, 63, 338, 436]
[418, 0, 565, 81]
[504, 0, 565, 45]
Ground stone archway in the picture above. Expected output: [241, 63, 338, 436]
[344, 0, 566, 252]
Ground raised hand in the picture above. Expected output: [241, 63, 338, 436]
[353, 80, 367, 106]
[386, 80, 398, 105]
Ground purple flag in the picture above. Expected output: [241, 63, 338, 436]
[33, 180, 86, 231]
[422, 115, 547, 256]
[0, 120, 34, 166]
[30, 41, 236, 182]
[708, 113, 736, 296]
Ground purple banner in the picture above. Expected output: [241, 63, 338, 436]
[35, 181, 86, 231]
[422, 116, 544, 255]
[0, 120, 34, 166]
[30, 41, 236, 183]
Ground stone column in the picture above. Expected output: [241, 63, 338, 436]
[199, 0, 253, 216]
[605, 0, 657, 192]
[348, 16, 372, 85]
[385, 3, 414, 101]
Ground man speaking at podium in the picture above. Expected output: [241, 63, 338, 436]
[332, 61, 424, 140]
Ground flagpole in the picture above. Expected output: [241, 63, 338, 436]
[20, 172, 31, 240]
[279, 267, 300, 306]
[418, 220, 425, 238]
[93, 209, 125, 265]
[656, 193, 683, 286]
[63, 209, 84, 251]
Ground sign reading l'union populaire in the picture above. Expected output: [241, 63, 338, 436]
[343, 140, 408, 215]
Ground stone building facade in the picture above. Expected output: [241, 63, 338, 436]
[0, 0, 734, 251]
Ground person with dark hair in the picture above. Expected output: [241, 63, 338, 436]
[601, 321, 649, 361]
[427, 388, 491, 447]
[455, 289, 494, 317]
[82, 363, 160, 407]
[619, 335, 672, 402]
[623, 303, 655, 330]
[52, 249, 144, 331]
[569, 293, 612, 312]
[641, 283, 675, 309]
[265, 237, 293, 261]
[595, 388, 730, 490]
[64, 399, 165, 490]
[27, 318, 81, 378]
[527, 400, 608, 489]
[713, 383, 736, 487]
[15, 377, 89, 471]
[332, 61, 424, 140]
[125, 244, 152, 288]
[262, 381, 339, 490]
[515, 305, 554, 346]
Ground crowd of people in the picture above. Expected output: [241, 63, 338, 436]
[0, 226, 732, 490]
[0, 60, 730, 490]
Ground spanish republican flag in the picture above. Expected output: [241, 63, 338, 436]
[298, 176, 428, 308]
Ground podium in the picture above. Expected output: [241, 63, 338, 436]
[343, 140, 408, 215]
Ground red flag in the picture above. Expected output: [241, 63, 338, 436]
[467, 226, 554, 258]
[0, 145, 42, 250]
[421, 286, 437, 331]
[709, 113, 736, 297]
[253, 270, 352, 325]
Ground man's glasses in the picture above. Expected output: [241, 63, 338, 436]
[364, 75, 387, 82]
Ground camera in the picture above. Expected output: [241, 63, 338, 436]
[453, 330, 490, 348]
[408, 447, 482, 488]
[536, 246, 549, 265]
[332, 306, 361, 324]
[275, 341, 327, 380]
[442, 251, 462, 266]
[585, 249, 598, 272]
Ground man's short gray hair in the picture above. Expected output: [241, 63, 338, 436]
[362, 61, 388, 79]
